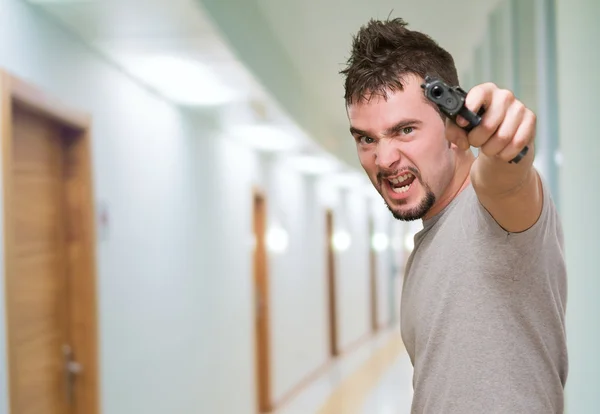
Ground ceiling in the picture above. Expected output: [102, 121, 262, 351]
[25, 0, 271, 109]
[25, 0, 502, 172]
[197, 0, 502, 169]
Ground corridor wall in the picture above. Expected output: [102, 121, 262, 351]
[555, 0, 600, 411]
[462, 0, 600, 411]
[0, 0, 397, 412]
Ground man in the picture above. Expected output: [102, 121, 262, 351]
[340, 17, 568, 413]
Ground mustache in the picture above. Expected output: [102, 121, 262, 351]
[377, 166, 421, 183]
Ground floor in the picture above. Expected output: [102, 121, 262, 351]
[274, 327, 414, 414]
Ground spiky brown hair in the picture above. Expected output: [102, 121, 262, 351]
[340, 17, 459, 105]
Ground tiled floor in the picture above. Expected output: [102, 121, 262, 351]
[274, 327, 413, 414]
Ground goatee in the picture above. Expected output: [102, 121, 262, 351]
[385, 190, 436, 221]
[377, 167, 436, 221]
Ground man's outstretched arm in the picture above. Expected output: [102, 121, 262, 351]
[447, 82, 542, 233]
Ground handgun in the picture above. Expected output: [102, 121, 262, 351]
[421, 75, 528, 164]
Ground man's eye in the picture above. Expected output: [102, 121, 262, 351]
[359, 136, 375, 144]
[402, 127, 414, 135]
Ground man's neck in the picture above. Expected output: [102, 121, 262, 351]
[423, 154, 474, 220]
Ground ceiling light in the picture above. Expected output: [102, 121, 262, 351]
[266, 225, 289, 254]
[228, 124, 301, 152]
[121, 55, 238, 106]
[371, 232, 390, 252]
[554, 150, 563, 166]
[332, 230, 351, 252]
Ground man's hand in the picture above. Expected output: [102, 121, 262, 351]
[454, 83, 536, 162]
[446, 82, 543, 233]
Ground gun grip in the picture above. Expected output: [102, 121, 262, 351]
[509, 147, 529, 164]
[460, 106, 485, 133]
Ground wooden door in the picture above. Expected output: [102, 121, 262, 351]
[253, 190, 271, 412]
[369, 218, 378, 333]
[2, 72, 99, 414]
[325, 209, 339, 357]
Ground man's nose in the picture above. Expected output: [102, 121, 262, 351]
[375, 138, 401, 170]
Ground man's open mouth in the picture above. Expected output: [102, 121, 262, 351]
[388, 172, 416, 194]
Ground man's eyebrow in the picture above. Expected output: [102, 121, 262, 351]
[349, 126, 368, 136]
[349, 119, 423, 138]
[385, 119, 422, 136]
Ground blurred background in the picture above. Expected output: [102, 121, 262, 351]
[0, 0, 596, 413]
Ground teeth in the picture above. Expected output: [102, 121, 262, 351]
[389, 173, 412, 185]
[392, 184, 411, 194]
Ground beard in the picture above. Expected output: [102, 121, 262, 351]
[385, 189, 436, 221]
[377, 167, 436, 222]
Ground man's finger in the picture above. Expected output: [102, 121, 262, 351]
[468, 86, 514, 148]
[445, 120, 470, 151]
[464, 82, 495, 116]
[480, 101, 525, 157]
[497, 110, 536, 162]
[455, 115, 469, 128]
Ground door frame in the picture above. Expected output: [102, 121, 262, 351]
[325, 209, 339, 357]
[368, 217, 378, 333]
[0, 69, 100, 414]
[252, 187, 271, 413]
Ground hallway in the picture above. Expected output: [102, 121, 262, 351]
[275, 328, 414, 414]
[0, 0, 597, 413]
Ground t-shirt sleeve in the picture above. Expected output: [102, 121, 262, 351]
[467, 170, 559, 246]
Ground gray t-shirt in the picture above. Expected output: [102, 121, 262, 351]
[401, 175, 568, 413]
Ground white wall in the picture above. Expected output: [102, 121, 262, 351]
[0, 65, 7, 414]
[262, 155, 330, 402]
[0, 1, 257, 412]
[462, 0, 600, 411]
[315, 182, 370, 350]
[0, 0, 392, 413]
[555, 0, 600, 411]
[334, 188, 370, 349]
[370, 197, 394, 329]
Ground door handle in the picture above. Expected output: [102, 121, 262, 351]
[62, 344, 82, 404]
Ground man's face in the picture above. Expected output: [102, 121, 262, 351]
[347, 75, 456, 221]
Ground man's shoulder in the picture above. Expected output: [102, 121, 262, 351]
[459, 175, 562, 247]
